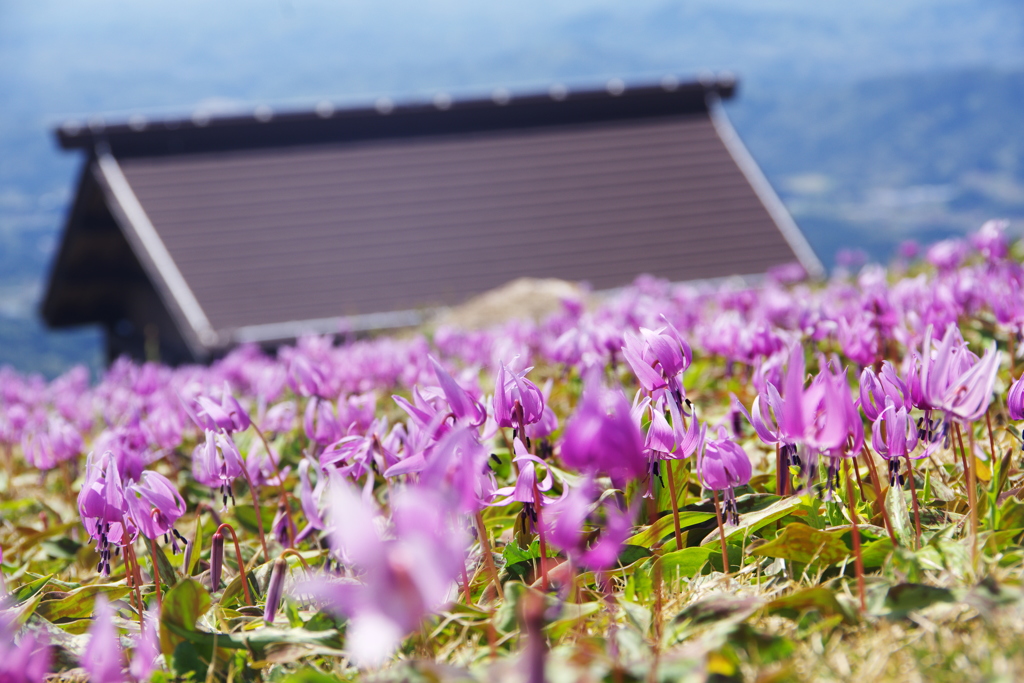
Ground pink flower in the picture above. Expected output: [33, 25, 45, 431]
[191, 431, 244, 510]
[560, 374, 646, 487]
[83, 596, 125, 683]
[302, 482, 467, 667]
[0, 610, 50, 683]
[697, 427, 752, 524]
[493, 360, 546, 435]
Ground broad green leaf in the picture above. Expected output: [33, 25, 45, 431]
[765, 586, 857, 624]
[702, 496, 804, 547]
[998, 497, 1024, 531]
[149, 542, 180, 588]
[35, 583, 134, 622]
[750, 524, 850, 567]
[234, 504, 274, 534]
[885, 484, 914, 547]
[876, 583, 955, 618]
[673, 594, 760, 627]
[186, 515, 204, 576]
[625, 512, 715, 548]
[162, 620, 345, 663]
[160, 578, 212, 659]
[641, 546, 713, 584]
[9, 574, 53, 603]
[617, 544, 653, 566]
[544, 602, 602, 639]
[860, 537, 895, 568]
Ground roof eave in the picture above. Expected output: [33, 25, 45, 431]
[706, 96, 825, 280]
[90, 148, 219, 359]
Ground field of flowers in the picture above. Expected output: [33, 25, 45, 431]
[5, 221, 1024, 682]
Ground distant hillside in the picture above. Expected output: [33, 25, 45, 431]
[728, 68, 1024, 264]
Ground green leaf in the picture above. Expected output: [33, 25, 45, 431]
[750, 523, 851, 567]
[860, 537, 896, 568]
[617, 544, 653, 566]
[186, 515, 205, 577]
[876, 583, 955, 618]
[40, 537, 81, 560]
[162, 620, 345, 663]
[172, 641, 207, 680]
[674, 594, 760, 627]
[885, 484, 914, 547]
[625, 512, 715, 548]
[35, 583, 134, 622]
[998, 497, 1024, 531]
[149, 542, 180, 588]
[702, 496, 803, 547]
[160, 578, 212, 659]
[9, 574, 53, 603]
[544, 602, 602, 639]
[234, 504, 274, 534]
[765, 586, 857, 624]
[641, 546, 713, 585]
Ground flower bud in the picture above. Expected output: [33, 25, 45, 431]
[264, 557, 288, 624]
[210, 530, 224, 590]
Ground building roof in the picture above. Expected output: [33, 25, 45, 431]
[44, 76, 822, 361]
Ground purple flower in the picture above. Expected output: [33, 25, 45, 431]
[0, 610, 50, 683]
[304, 397, 344, 445]
[285, 351, 328, 398]
[493, 360, 546, 435]
[971, 219, 1009, 262]
[860, 362, 911, 422]
[302, 482, 467, 667]
[871, 398, 920, 461]
[429, 356, 486, 427]
[183, 383, 251, 434]
[129, 608, 160, 681]
[78, 451, 133, 575]
[296, 459, 326, 541]
[83, 596, 125, 683]
[559, 374, 646, 487]
[125, 470, 187, 552]
[1009, 374, 1024, 421]
[490, 438, 565, 529]
[920, 325, 1000, 422]
[622, 319, 691, 401]
[545, 480, 634, 573]
[698, 427, 752, 524]
[192, 430, 244, 510]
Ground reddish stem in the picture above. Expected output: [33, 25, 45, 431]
[712, 489, 729, 579]
[844, 459, 866, 613]
[217, 523, 254, 605]
[665, 461, 684, 550]
[903, 452, 922, 549]
[861, 445, 898, 548]
[236, 460, 269, 561]
[475, 511, 504, 600]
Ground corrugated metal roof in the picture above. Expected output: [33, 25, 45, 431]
[45, 78, 822, 359]
[115, 113, 800, 342]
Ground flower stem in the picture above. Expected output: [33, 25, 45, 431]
[236, 461, 269, 561]
[475, 511, 504, 600]
[711, 489, 729, 578]
[665, 461, 684, 550]
[217, 523, 254, 605]
[954, 423, 978, 569]
[861, 446, 898, 548]
[531, 478, 549, 592]
[844, 459, 866, 613]
[903, 452, 922, 549]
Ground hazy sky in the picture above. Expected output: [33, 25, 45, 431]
[2, 0, 1022, 123]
